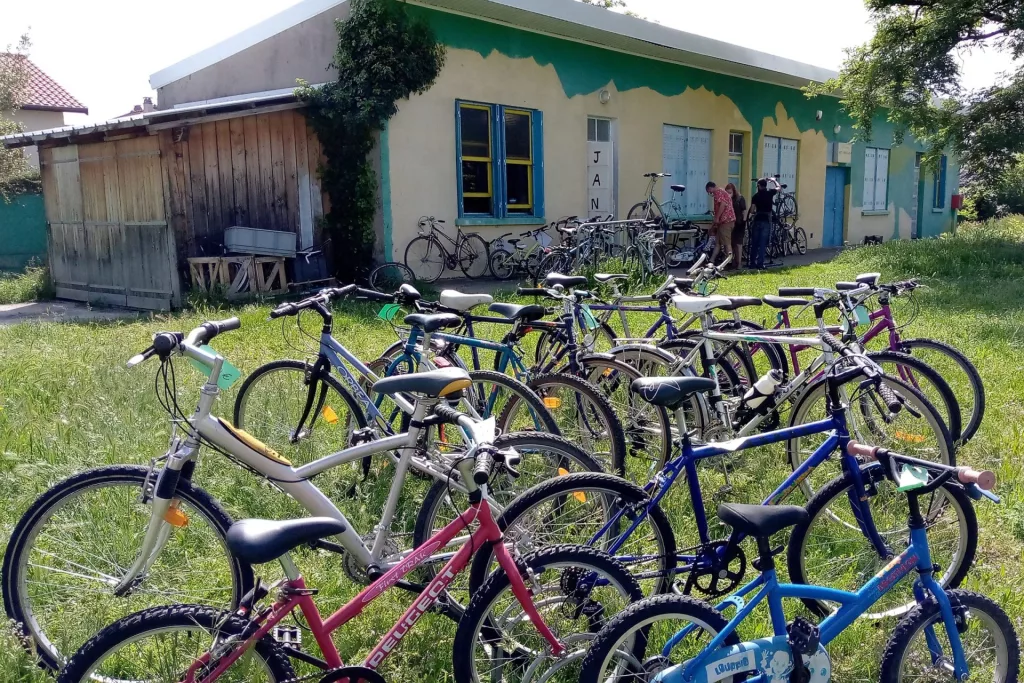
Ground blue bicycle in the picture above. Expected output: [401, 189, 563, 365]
[580, 447, 1014, 682]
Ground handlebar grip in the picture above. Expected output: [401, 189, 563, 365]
[835, 282, 859, 291]
[778, 287, 816, 296]
[270, 303, 298, 319]
[957, 468, 996, 491]
[354, 287, 395, 302]
[198, 317, 241, 344]
[846, 442, 881, 459]
[473, 449, 496, 486]
[876, 381, 903, 414]
[517, 287, 552, 298]
[819, 331, 849, 355]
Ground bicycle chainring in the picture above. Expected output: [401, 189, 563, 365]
[343, 532, 400, 585]
[683, 541, 746, 598]
[559, 567, 606, 631]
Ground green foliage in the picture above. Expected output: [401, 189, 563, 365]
[961, 154, 1024, 221]
[0, 34, 32, 201]
[807, 1, 1024, 179]
[0, 261, 52, 305]
[298, 0, 445, 283]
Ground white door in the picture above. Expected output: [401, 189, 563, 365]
[762, 136, 780, 178]
[779, 138, 798, 191]
[587, 117, 614, 219]
[863, 147, 877, 210]
[662, 124, 687, 206]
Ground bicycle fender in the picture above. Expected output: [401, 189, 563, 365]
[664, 635, 831, 682]
[607, 343, 676, 364]
[578, 352, 617, 363]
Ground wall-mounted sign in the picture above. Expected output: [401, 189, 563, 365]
[836, 142, 853, 165]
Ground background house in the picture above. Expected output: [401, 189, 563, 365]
[2, 54, 87, 167]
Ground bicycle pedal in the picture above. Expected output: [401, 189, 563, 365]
[787, 615, 820, 656]
[272, 625, 302, 648]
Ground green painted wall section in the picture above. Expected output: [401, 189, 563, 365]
[411, 6, 958, 236]
[0, 193, 47, 271]
[380, 122, 394, 259]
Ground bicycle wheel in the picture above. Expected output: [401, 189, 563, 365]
[622, 245, 639, 273]
[467, 472, 677, 600]
[2, 466, 250, 672]
[233, 359, 367, 466]
[413, 434, 603, 615]
[879, 590, 1019, 682]
[56, 604, 293, 683]
[900, 337, 985, 443]
[867, 350, 962, 444]
[779, 193, 798, 220]
[793, 226, 807, 254]
[538, 249, 569, 278]
[499, 373, 627, 474]
[531, 321, 617, 370]
[627, 202, 655, 222]
[404, 235, 446, 282]
[488, 248, 515, 280]
[458, 232, 490, 279]
[579, 593, 739, 683]
[578, 357, 673, 484]
[452, 545, 642, 683]
[787, 463, 975, 619]
[651, 242, 668, 275]
[369, 261, 414, 292]
[787, 374, 953, 498]
[659, 336, 750, 399]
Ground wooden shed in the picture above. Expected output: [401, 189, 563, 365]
[3, 93, 328, 310]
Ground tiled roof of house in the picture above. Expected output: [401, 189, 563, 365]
[1, 54, 88, 113]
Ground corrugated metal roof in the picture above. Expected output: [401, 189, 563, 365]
[149, 0, 836, 91]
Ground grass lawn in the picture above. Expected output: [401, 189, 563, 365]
[0, 265, 51, 306]
[2, 218, 1024, 680]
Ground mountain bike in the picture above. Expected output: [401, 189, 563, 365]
[488, 225, 552, 280]
[627, 173, 687, 227]
[56, 407, 643, 683]
[404, 216, 489, 282]
[470, 331, 970, 620]
[3, 321, 601, 671]
[579, 446, 1012, 682]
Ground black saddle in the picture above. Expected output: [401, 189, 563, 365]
[488, 302, 547, 322]
[544, 273, 588, 289]
[226, 517, 347, 565]
[398, 283, 421, 302]
[403, 313, 462, 333]
[717, 503, 807, 538]
[719, 296, 762, 311]
[372, 367, 471, 398]
[630, 376, 716, 410]
[507, 238, 521, 246]
[673, 277, 695, 291]
[762, 295, 809, 310]
[669, 184, 687, 193]
[644, 172, 671, 178]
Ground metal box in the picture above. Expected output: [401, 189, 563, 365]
[224, 227, 297, 257]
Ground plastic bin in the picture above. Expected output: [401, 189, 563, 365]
[224, 227, 297, 257]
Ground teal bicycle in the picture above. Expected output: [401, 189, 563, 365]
[580, 445, 1017, 682]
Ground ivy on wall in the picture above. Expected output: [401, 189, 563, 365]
[298, 0, 445, 282]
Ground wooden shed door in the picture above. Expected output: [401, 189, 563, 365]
[41, 138, 179, 310]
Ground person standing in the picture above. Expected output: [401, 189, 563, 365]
[747, 178, 778, 270]
[725, 183, 747, 269]
[705, 181, 736, 266]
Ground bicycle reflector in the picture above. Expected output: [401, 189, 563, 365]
[543, 397, 562, 409]
[322, 406, 339, 424]
[164, 504, 189, 528]
[557, 468, 587, 503]
[895, 431, 926, 444]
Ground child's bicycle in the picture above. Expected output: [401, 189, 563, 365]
[580, 445, 1016, 682]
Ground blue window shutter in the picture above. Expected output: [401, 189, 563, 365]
[532, 109, 544, 218]
[494, 105, 506, 218]
[939, 155, 947, 208]
[455, 101, 465, 217]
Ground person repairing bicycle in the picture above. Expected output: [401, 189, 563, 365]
[706, 181, 735, 267]
[747, 178, 777, 270]
[725, 182, 746, 270]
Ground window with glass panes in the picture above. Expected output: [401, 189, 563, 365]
[456, 101, 544, 219]
[728, 132, 743, 190]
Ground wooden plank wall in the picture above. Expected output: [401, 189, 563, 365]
[160, 109, 326, 263]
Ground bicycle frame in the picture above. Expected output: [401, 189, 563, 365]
[186, 496, 565, 681]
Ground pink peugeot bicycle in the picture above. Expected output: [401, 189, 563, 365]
[57, 398, 641, 683]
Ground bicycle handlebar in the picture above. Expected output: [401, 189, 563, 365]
[128, 317, 240, 367]
[846, 442, 996, 491]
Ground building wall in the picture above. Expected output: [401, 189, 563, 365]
[0, 192, 47, 270]
[8, 110, 65, 168]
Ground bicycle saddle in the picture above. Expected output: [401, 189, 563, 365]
[717, 503, 807, 539]
[398, 283, 421, 302]
[544, 273, 588, 289]
[762, 295, 810, 309]
[439, 290, 493, 312]
[856, 272, 881, 287]
[227, 518, 348, 565]
[488, 302, 547, 322]
[644, 172, 671, 178]
[403, 313, 462, 333]
[630, 376, 717, 410]
[673, 277, 694, 291]
[672, 293, 732, 314]
[372, 367, 471, 399]
[670, 184, 686, 193]
[506, 238, 521, 245]
[719, 296, 763, 311]
[594, 273, 629, 283]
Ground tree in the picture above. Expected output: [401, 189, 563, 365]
[0, 34, 32, 199]
[808, 1, 1024, 180]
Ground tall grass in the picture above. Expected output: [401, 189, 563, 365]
[0, 264, 52, 305]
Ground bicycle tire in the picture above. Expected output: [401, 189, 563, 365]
[413, 433, 604, 617]
[867, 349, 962, 444]
[623, 245, 639, 273]
[531, 322, 618, 369]
[538, 249, 569, 278]
[488, 248, 515, 280]
[793, 227, 807, 254]
[3, 465, 251, 672]
[579, 593, 740, 683]
[627, 201, 656, 222]
[659, 335, 749, 399]
[458, 232, 490, 279]
[452, 544, 643, 683]
[652, 242, 668, 275]
[780, 193, 798, 220]
[233, 359, 368, 465]
[404, 235, 445, 283]
[787, 462, 976, 619]
[879, 591, 1019, 682]
[368, 261, 414, 292]
[498, 373, 627, 475]
[467, 471, 677, 599]
[464, 369, 560, 434]
[900, 337, 985, 444]
[56, 604, 294, 683]
[787, 373, 954, 499]
[732, 318, 790, 380]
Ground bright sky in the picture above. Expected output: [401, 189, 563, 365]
[2, 0, 1018, 127]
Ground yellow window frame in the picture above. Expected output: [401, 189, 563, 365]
[460, 103, 493, 200]
[504, 108, 534, 210]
